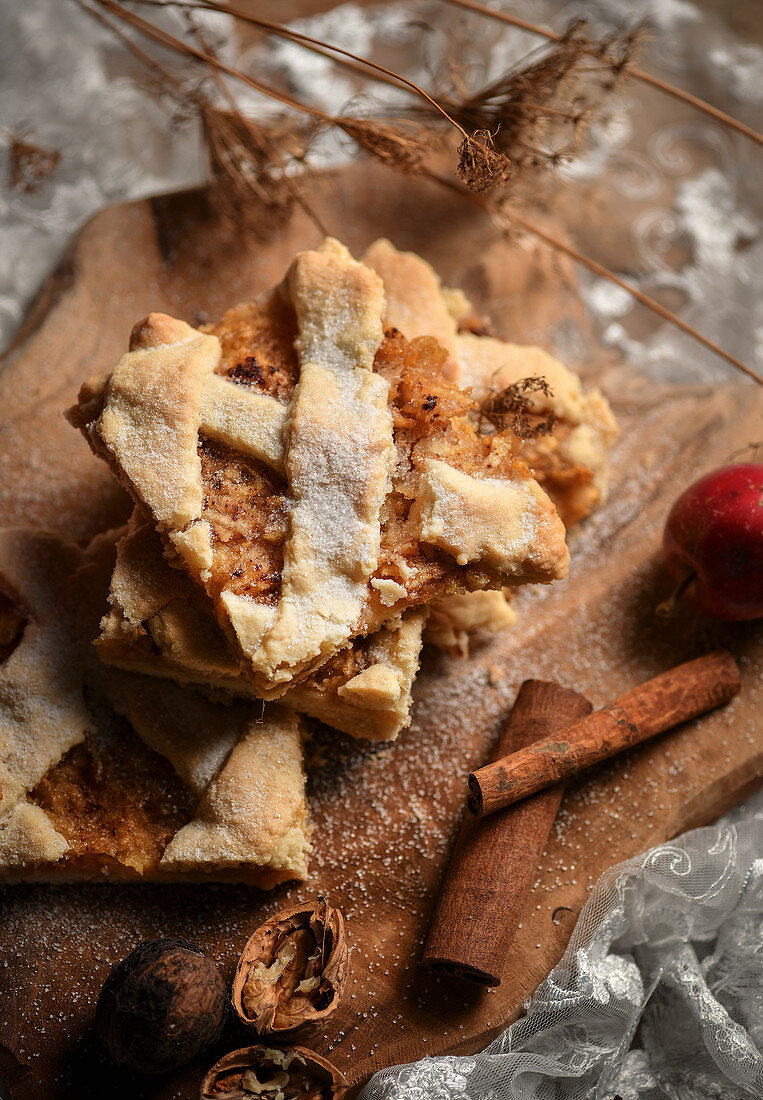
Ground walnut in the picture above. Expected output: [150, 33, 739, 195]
[232, 900, 348, 1036]
[95, 939, 227, 1075]
[200, 1045, 346, 1100]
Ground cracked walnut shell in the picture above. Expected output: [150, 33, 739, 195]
[232, 901, 348, 1035]
[200, 1045, 347, 1100]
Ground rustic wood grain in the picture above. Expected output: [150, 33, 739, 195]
[0, 163, 761, 1099]
[423, 680, 593, 985]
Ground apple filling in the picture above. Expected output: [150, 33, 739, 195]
[207, 293, 300, 400]
[200, 438, 288, 606]
[29, 722, 194, 874]
[200, 304, 532, 637]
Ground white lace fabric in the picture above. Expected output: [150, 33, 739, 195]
[360, 791, 763, 1100]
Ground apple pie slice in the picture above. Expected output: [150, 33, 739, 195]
[0, 529, 309, 885]
[97, 508, 425, 742]
[68, 238, 569, 698]
[363, 238, 618, 528]
[362, 238, 618, 651]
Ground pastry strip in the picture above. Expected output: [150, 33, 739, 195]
[0, 530, 92, 818]
[103, 671, 309, 880]
[245, 239, 394, 686]
[411, 459, 569, 581]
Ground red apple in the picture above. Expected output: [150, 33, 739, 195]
[662, 462, 763, 621]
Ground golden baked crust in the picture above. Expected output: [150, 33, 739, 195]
[231, 239, 394, 689]
[69, 238, 569, 698]
[0, 529, 309, 885]
[98, 509, 425, 741]
[102, 670, 309, 880]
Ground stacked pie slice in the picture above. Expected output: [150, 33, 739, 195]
[0, 237, 616, 884]
[0, 530, 309, 884]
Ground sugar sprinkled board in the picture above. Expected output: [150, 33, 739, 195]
[0, 164, 761, 1098]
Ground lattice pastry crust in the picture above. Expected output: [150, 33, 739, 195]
[98, 509, 425, 742]
[0, 529, 309, 885]
[69, 238, 569, 698]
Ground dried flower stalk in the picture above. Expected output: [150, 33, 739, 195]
[500, 204, 763, 386]
[152, 0, 468, 124]
[137, 0, 639, 190]
[427, 169, 761, 385]
[77, 0, 761, 384]
[468, 29, 635, 169]
[80, 0, 322, 233]
[189, 15, 326, 235]
[336, 118, 432, 174]
[201, 105, 296, 232]
[97, 0, 512, 191]
[440, 0, 763, 147]
[401, 17, 643, 184]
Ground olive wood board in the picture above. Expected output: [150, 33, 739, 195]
[0, 163, 761, 1099]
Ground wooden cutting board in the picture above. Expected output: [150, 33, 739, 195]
[1, 163, 761, 1099]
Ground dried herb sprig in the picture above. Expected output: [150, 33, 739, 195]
[82, 0, 636, 201]
[337, 118, 431, 174]
[78, 0, 315, 233]
[188, 14, 327, 235]
[479, 376, 557, 438]
[440, 0, 763, 147]
[201, 106, 300, 233]
[83, 0, 437, 213]
[129, 0, 634, 191]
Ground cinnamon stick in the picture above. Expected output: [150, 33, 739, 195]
[469, 650, 741, 818]
[423, 680, 592, 985]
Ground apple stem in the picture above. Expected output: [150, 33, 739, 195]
[656, 572, 696, 618]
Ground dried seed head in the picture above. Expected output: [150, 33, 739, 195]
[337, 117, 431, 173]
[479, 375, 557, 438]
[201, 1045, 347, 1100]
[429, 19, 646, 190]
[457, 129, 512, 193]
[232, 900, 349, 1035]
[201, 105, 302, 235]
